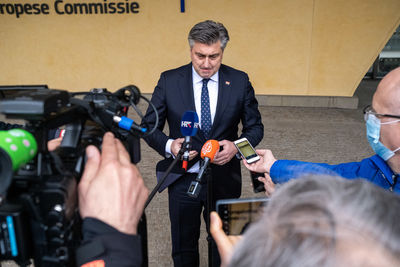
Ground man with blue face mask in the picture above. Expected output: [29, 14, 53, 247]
[244, 67, 400, 194]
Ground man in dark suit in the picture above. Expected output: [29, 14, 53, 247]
[143, 20, 263, 266]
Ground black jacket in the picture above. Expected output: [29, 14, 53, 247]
[76, 218, 142, 267]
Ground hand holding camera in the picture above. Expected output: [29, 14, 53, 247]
[79, 132, 149, 235]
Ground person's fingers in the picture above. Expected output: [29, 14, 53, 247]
[189, 150, 198, 156]
[188, 151, 198, 160]
[115, 138, 131, 166]
[212, 151, 221, 161]
[242, 159, 251, 169]
[47, 137, 62, 151]
[258, 176, 267, 182]
[243, 159, 258, 172]
[79, 145, 101, 194]
[255, 149, 267, 156]
[210, 212, 235, 266]
[258, 175, 275, 197]
[175, 138, 184, 144]
[172, 138, 185, 156]
[99, 132, 118, 163]
[212, 157, 224, 165]
[210, 212, 225, 241]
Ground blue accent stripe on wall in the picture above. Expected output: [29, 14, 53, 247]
[180, 0, 185, 12]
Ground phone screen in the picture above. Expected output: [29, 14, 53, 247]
[217, 198, 268, 235]
[236, 140, 257, 159]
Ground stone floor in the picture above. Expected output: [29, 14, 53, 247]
[0, 78, 378, 266]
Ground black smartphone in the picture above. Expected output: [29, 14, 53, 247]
[250, 171, 266, 193]
[216, 197, 269, 235]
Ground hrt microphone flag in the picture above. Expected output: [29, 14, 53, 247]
[180, 111, 199, 171]
[187, 140, 220, 198]
[180, 111, 199, 137]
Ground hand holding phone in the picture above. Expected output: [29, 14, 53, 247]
[250, 171, 266, 193]
[210, 212, 240, 267]
[242, 149, 277, 174]
[216, 198, 268, 235]
[234, 138, 260, 164]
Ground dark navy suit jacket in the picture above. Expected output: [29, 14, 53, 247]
[143, 63, 263, 199]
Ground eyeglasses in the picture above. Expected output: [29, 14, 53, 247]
[363, 105, 400, 120]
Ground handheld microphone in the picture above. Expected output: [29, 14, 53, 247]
[180, 111, 199, 171]
[187, 140, 219, 198]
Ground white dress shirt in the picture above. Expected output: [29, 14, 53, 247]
[165, 67, 219, 173]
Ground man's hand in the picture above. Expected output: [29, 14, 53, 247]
[171, 138, 184, 157]
[210, 211, 242, 267]
[258, 173, 275, 197]
[78, 132, 149, 235]
[243, 149, 277, 174]
[213, 140, 237, 165]
[171, 138, 198, 160]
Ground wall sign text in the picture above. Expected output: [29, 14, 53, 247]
[0, 0, 140, 18]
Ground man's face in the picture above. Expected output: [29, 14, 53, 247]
[372, 96, 400, 154]
[190, 41, 223, 79]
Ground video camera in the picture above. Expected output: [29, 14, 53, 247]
[0, 85, 157, 266]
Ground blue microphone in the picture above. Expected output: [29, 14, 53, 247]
[180, 111, 199, 171]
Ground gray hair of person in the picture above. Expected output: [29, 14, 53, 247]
[229, 176, 400, 267]
[188, 20, 230, 50]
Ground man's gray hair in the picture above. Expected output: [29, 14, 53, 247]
[229, 176, 400, 267]
[188, 20, 230, 50]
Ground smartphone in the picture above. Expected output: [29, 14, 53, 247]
[250, 171, 266, 193]
[234, 137, 260, 163]
[216, 197, 269, 235]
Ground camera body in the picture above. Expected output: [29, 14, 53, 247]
[0, 86, 146, 266]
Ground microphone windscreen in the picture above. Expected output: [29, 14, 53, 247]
[0, 128, 37, 171]
[180, 111, 199, 137]
[200, 140, 220, 162]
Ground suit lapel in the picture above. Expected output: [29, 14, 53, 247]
[210, 66, 233, 137]
[178, 63, 196, 111]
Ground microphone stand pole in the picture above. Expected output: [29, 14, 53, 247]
[206, 167, 214, 267]
[145, 140, 189, 209]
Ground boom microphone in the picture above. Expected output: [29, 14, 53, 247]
[187, 140, 219, 198]
[180, 111, 199, 171]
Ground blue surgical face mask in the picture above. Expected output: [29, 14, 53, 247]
[366, 114, 400, 161]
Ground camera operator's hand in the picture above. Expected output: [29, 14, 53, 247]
[47, 137, 62, 151]
[78, 132, 149, 235]
[210, 211, 242, 267]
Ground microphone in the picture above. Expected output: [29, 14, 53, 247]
[187, 140, 220, 198]
[180, 111, 199, 171]
[0, 129, 37, 202]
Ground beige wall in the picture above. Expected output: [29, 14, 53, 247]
[0, 0, 399, 96]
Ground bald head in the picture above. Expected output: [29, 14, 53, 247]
[373, 67, 400, 114]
